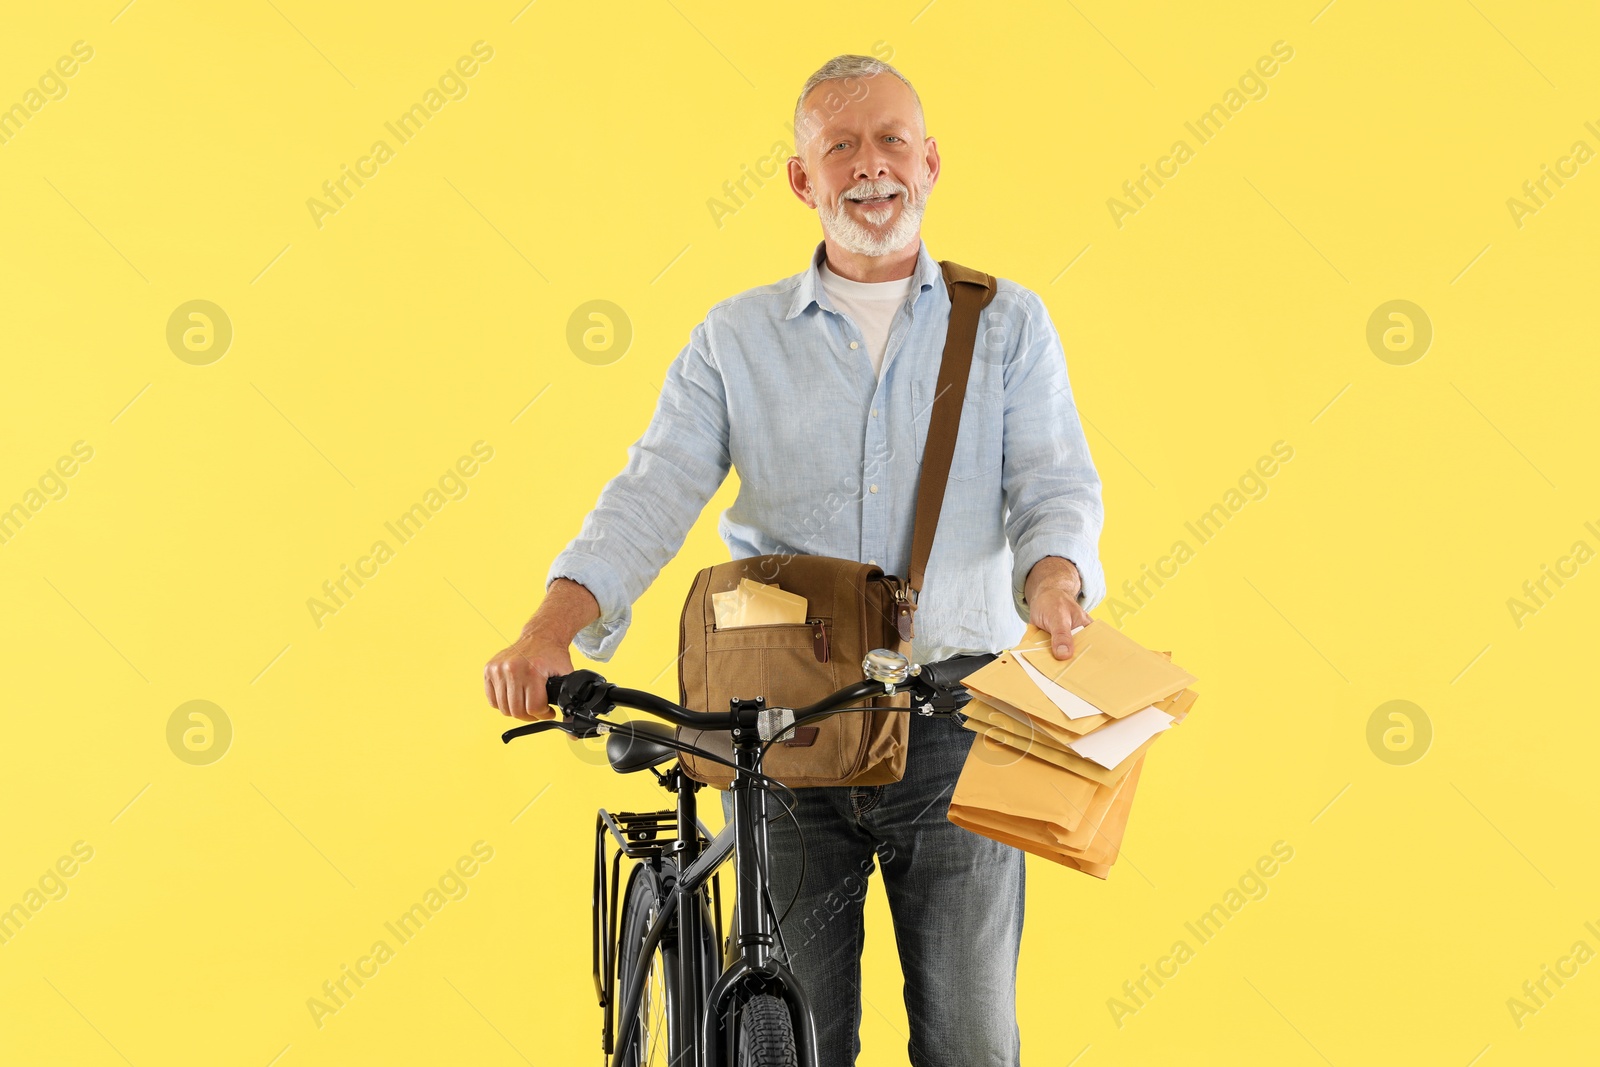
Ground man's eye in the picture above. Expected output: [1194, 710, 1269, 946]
[885, 136, 902, 143]
[831, 142, 848, 152]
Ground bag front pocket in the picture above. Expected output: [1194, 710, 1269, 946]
[704, 619, 836, 710]
[701, 618, 859, 778]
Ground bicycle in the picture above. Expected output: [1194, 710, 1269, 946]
[501, 645, 997, 1067]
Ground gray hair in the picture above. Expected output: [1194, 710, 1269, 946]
[792, 54, 924, 155]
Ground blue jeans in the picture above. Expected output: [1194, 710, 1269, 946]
[720, 710, 1026, 1066]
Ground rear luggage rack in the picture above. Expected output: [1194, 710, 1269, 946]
[591, 804, 723, 1053]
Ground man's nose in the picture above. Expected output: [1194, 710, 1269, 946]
[854, 151, 891, 182]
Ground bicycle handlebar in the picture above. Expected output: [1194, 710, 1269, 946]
[502, 651, 999, 745]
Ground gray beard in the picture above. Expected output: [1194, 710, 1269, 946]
[818, 182, 929, 257]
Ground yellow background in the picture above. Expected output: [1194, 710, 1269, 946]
[2, 0, 1596, 1063]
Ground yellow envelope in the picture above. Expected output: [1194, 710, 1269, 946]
[949, 755, 1147, 879]
[961, 653, 1111, 735]
[965, 685, 1104, 746]
[711, 589, 746, 628]
[948, 809, 1113, 879]
[949, 726, 1100, 834]
[1014, 621, 1196, 718]
[962, 687, 1199, 784]
[961, 695, 1093, 758]
[1156, 688, 1198, 720]
[963, 661, 1198, 742]
[1057, 757, 1140, 854]
[950, 804, 1122, 872]
[712, 578, 808, 628]
[961, 706, 1150, 788]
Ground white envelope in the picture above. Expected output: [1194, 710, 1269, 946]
[1012, 638, 1102, 720]
[1067, 705, 1174, 769]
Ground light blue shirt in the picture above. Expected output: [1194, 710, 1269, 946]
[547, 238, 1105, 666]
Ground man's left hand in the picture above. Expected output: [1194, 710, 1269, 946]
[1025, 556, 1092, 659]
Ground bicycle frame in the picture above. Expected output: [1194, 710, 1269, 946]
[511, 650, 996, 1066]
[609, 696, 821, 1067]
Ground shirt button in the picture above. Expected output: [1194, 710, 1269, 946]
[869, 559, 877, 565]
[871, 408, 878, 417]
[849, 341, 859, 350]
[869, 484, 878, 493]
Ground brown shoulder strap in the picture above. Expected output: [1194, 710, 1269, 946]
[907, 259, 997, 600]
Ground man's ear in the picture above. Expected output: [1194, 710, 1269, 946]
[787, 156, 816, 209]
[923, 136, 941, 190]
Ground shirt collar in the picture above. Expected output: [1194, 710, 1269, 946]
[784, 238, 941, 320]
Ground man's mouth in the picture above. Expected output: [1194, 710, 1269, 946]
[849, 193, 897, 205]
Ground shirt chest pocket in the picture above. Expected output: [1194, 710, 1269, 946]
[911, 380, 1003, 483]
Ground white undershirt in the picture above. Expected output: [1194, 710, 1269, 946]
[819, 260, 915, 382]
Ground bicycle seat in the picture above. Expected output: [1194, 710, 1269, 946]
[607, 720, 680, 774]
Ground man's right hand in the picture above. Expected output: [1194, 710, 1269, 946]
[485, 628, 574, 722]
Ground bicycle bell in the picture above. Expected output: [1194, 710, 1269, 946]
[862, 648, 913, 685]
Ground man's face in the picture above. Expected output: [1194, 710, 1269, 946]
[789, 74, 938, 258]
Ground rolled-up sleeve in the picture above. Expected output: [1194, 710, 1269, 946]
[1001, 290, 1106, 617]
[545, 318, 731, 661]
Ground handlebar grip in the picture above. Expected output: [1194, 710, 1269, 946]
[919, 653, 998, 692]
[546, 673, 565, 708]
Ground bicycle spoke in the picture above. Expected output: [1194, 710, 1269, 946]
[649, 960, 668, 1065]
[649, 934, 669, 1065]
[635, 902, 669, 1067]
[638, 918, 654, 1063]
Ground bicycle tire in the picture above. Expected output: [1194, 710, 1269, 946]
[615, 861, 679, 1066]
[735, 994, 797, 1067]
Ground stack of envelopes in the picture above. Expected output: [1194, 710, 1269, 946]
[712, 578, 807, 628]
[947, 621, 1199, 879]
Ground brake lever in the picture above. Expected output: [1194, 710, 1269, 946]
[501, 711, 605, 744]
[502, 719, 563, 743]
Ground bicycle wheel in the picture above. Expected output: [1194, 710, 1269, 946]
[615, 861, 679, 1066]
[735, 994, 797, 1067]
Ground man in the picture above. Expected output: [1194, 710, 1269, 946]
[486, 54, 1104, 1066]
